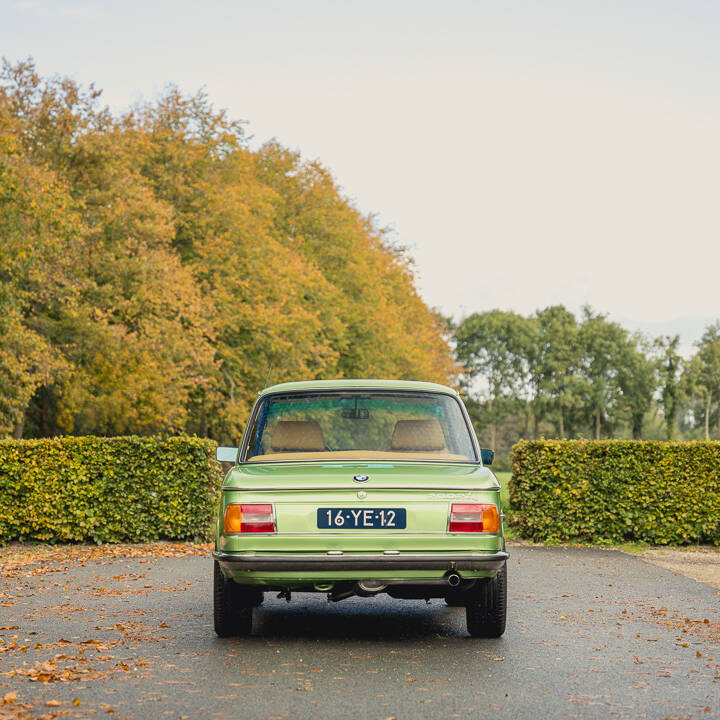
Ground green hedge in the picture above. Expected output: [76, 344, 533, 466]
[0, 436, 222, 544]
[510, 440, 720, 545]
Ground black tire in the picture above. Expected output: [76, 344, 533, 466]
[466, 562, 507, 638]
[213, 560, 258, 637]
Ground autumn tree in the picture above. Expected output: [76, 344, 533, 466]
[0, 60, 455, 440]
[0, 93, 80, 437]
[254, 141, 455, 385]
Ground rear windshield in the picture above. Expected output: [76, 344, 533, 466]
[244, 391, 477, 463]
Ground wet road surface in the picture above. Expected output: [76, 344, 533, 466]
[1, 545, 719, 719]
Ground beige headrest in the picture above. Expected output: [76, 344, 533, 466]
[270, 420, 325, 452]
[391, 419, 446, 451]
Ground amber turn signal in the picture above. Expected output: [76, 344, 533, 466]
[481, 504, 500, 533]
[223, 504, 243, 534]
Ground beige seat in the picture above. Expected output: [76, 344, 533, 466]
[269, 420, 325, 452]
[390, 419, 447, 452]
[247, 417, 468, 462]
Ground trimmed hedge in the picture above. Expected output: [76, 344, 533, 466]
[510, 440, 720, 545]
[0, 436, 222, 544]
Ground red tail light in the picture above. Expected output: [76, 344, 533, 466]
[223, 503, 276, 534]
[448, 503, 499, 533]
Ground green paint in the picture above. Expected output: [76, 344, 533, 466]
[217, 382, 505, 588]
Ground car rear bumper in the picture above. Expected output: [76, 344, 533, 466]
[212, 550, 509, 572]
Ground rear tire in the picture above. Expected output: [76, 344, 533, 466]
[466, 562, 507, 638]
[213, 560, 259, 637]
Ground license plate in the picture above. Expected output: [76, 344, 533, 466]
[317, 508, 406, 529]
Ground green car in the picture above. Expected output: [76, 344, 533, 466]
[212, 379, 507, 638]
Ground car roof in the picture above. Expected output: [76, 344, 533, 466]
[258, 379, 459, 397]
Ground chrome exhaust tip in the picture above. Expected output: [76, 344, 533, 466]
[446, 573, 461, 587]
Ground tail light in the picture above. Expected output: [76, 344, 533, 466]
[223, 503, 276, 534]
[448, 503, 499, 533]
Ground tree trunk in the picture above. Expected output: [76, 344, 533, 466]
[12, 413, 25, 439]
[559, 409, 565, 439]
[705, 394, 711, 441]
[632, 412, 643, 439]
[595, 405, 601, 441]
[41, 386, 50, 437]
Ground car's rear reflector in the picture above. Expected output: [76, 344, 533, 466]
[223, 503, 276, 534]
[448, 503, 499, 533]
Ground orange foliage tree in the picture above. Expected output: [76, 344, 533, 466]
[0, 60, 455, 441]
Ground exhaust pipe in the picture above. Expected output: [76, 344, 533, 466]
[328, 580, 388, 602]
[356, 580, 388, 596]
[329, 575, 463, 601]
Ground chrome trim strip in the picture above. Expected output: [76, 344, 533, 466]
[225, 531, 457, 536]
[222, 485, 500, 492]
[212, 551, 509, 572]
[239, 459, 478, 466]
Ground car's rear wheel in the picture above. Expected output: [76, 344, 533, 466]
[466, 562, 507, 638]
[213, 560, 261, 637]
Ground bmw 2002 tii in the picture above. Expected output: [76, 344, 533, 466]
[213, 379, 508, 637]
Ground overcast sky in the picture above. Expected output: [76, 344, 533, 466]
[4, 0, 720, 347]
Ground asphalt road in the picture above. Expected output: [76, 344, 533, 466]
[1, 545, 719, 720]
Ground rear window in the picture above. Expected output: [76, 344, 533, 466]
[243, 391, 477, 463]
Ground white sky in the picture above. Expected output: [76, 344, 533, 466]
[4, 0, 720, 346]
